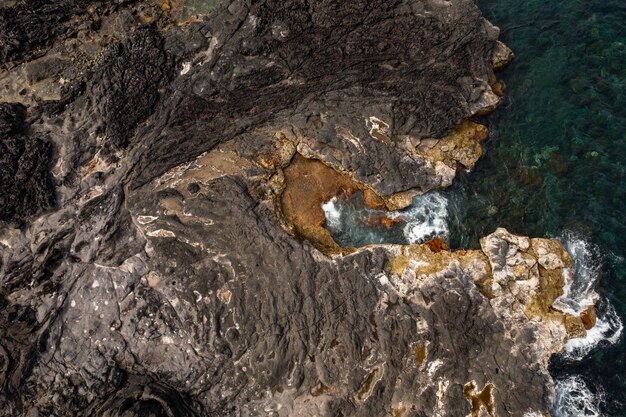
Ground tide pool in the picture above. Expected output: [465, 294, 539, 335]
[321, 0, 626, 413]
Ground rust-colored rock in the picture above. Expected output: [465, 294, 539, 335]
[380, 217, 400, 229]
[492, 80, 505, 97]
[580, 305, 597, 330]
[414, 343, 426, 365]
[363, 188, 387, 210]
[280, 155, 360, 252]
[491, 40, 515, 71]
[564, 314, 587, 339]
[425, 237, 449, 253]
[365, 215, 403, 229]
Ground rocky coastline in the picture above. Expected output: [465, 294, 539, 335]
[0, 0, 595, 416]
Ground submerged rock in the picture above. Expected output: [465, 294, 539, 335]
[0, 0, 591, 416]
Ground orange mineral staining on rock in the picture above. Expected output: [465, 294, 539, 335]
[365, 214, 403, 229]
[425, 237, 449, 253]
[464, 381, 495, 417]
[356, 368, 381, 402]
[363, 188, 387, 210]
[414, 119, 489, 176]
[392, 404, 408, 417]
[280, 155, 360, 253]
[580, 305, 597, 330]
[413, 343, 426, 365]
[311, 381, 335, 397]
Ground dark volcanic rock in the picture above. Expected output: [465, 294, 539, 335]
[0, 0, 96, 65]
[0, 1, 574, 416]
[128, 0, 500, 194]
[118, 176, 561, 416]
[93, 26, 176, 150]
[0, 103, 55, 225]
[25, 56, 68, 84]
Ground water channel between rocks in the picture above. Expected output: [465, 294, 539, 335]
[322, 0, 626, 413]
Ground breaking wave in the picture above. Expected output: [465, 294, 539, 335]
[553, 232, 600, 315]
[321, 191, 449, 247]
[563, 303, 623, 361]
[552, 231, 623, 360]
[391, 192, 449, 244]
[552, 376, 603, 417]
[321, 197, 342, 228]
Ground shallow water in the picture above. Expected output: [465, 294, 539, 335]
[323, 0, 626, 413]
[322, 192, 448, 247]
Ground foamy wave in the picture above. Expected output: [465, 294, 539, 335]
[563, 303, 623, 361]
[552, 231, 624, 360]
[321, 197, 342, 228]
[553, 231, 600, 315]
[392, 192, 449, 244]
[552, 376, 603, 417]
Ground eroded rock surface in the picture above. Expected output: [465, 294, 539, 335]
[0, 103, 55, 224]
[0, 1, 585, 416]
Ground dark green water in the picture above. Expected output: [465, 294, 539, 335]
[462, 1, 625, 415]
[324, 0, 625, 414]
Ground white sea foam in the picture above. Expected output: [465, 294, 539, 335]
[553, 232, 600, 315]
[321, 197, 342, 228]
[552, 376, 603, 417]
[563, 303, 623, 361]
[392, 192, 449, 244]
[552, 231, 624, 360]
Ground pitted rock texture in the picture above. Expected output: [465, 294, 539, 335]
[94, 26, 176, 150]
[0, 103, 55, 224]
[0, 1, 580, 417]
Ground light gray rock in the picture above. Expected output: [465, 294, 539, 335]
[0, 1, 574, 416]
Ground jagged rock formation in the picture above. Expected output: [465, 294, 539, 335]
[0, 0, 586, 416]
[0, 103, 56, 224]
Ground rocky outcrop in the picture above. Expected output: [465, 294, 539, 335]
[0, 103, 55, 224]
[0, 0, 583, 416]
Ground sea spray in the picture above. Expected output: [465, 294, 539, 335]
[321, 197, 342, 229]
[552, 376, 603, 417]
[390, 192, 449, 244]
[552, 232, 624, 360]
[553, 232, 600, 315]
[563, 302, 624, 361]
[321, 191, 449, 247]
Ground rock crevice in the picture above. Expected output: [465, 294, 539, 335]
[0, 1, 583, 417]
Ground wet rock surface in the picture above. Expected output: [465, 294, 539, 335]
[0, 1, 586, 416]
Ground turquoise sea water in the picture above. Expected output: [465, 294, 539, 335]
[465, 1, 625, 415]
[324, 0, 625, 414]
